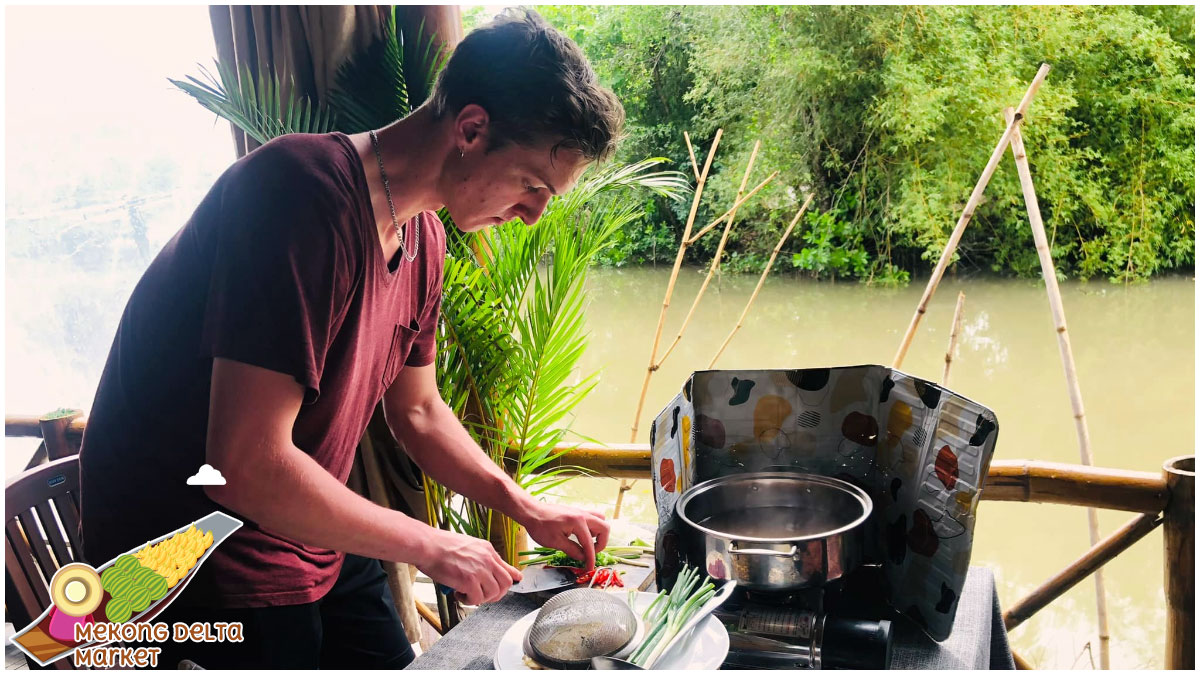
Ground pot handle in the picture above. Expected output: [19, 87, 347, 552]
[729, 543, 798, 557]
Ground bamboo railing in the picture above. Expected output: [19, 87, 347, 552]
[6, 415, 1194, 669]
[514, 444, 1193, 669]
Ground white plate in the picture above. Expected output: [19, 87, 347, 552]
[493, 590, 729, 670]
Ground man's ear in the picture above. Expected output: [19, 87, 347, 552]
[455, 104, 491, 153]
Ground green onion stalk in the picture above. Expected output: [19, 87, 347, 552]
[517, 545, 654, 568]
[628, 565, 715, 667]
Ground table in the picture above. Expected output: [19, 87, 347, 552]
[407, 567, 1015, 670]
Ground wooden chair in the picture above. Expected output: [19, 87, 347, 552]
[5, 455, 83, 670]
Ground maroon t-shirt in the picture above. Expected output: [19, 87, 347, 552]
[79, 132, 445, 608]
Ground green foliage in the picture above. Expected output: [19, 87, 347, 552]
[539, 5, 708, 268]
[434, 159, 687, 559]
[790, 208, 870, 281]
[172, 8, 445, 141]
[541, 5, 1195, 282]
[169, 62, 336, 145]
[325, 9, 416, 133]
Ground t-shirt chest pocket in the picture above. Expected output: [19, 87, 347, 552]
[382, 318, 421, 388]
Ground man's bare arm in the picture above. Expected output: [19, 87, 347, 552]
[202, 357, 518, 604]
[383, 362, 609, 568]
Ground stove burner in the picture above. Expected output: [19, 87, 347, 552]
[715, 571, 892, 669]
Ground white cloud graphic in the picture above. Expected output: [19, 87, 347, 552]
[187, 464, 227, 486]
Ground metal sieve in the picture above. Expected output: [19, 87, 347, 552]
[523, 588, 640, 669]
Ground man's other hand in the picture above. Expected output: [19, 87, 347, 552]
[521, 502, 611, 571]
[414, 529, 523, 605]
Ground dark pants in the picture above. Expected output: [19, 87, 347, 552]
[149, 554, 414, 669]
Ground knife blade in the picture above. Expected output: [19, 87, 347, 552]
[509, 565, 579, 595]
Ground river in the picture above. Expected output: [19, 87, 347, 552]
[542, 266, 1194, 670]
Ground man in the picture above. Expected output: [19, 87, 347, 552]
[79, 9, 623, 669]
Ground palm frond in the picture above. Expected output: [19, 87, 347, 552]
[577, 158, 692, 203]
[327, 13, 453, 132]
[326, 7, 410, 133]
[410, 17, 453, 105]
[436, 257, 520, 447]
[169, 61, 335, 144]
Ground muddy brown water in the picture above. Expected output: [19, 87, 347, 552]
[545, 267, 1193, 670]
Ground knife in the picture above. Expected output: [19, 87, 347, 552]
[435, 565, 580, 599]
[508, 565, 579, 595]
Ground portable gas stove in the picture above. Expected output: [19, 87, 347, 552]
[715, 567, 894, 670]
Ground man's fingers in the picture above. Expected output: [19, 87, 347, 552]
[574, 519, 597, 570]
[559, 537, 586, 563]
[592, 515, 611, 554]
[504, 560, 523, 582]
[479, 573, 500, 605]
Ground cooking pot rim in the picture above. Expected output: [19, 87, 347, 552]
[675, 471, 873, 543]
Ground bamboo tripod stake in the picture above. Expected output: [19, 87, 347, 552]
[710, 194, 813, 367]
[616, 130, 723, 518]
[684, 131, 700, 180]
[659, 141, 762, 366]
[1005, 105, 1110, 669]
[942, 292, 966, 386]
[892, 63, 1051, 369]
[686, 173, 778, 246]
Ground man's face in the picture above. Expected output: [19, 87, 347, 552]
[444, 135, 590, 233]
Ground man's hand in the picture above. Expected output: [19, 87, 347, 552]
[413, 529, 523, 606]
[520, 501, 611, 570]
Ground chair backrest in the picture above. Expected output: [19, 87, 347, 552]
[5, 455, 83, 631]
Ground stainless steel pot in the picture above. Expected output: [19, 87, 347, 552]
[676, 472, 872, 592]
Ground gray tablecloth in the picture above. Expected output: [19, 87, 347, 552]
[408, 567, 1014, 670]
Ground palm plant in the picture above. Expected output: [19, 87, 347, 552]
[169, 10, 445, 142]
[172, 10, 690, 565]
[432, 160, 689, 561]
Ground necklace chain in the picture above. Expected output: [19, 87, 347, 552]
[369, 130, 419, 263]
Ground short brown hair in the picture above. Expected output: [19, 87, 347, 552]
[429, 8, 624, 162]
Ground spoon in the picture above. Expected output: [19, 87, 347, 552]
[590, 655, 644, 670]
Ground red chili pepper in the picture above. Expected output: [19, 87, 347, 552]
[612, 572, 624, 588]
[575, 570, 593, 585]
[595, 568, 611, 587]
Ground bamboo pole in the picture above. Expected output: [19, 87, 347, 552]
[941, 292, 966, 386]
[5, 413, 1173, 515]
[1162, 455, 1195, 669]
[1003, 512, 1162, 631]
[709, 194, 813, 368]
[1006, 105, 1109, 669]
[415, 599, 444, 635]
[683, 131, 700, 181]
[686, 172, 779, 246]
[984, 459, 1167, 513]
[6, 414, 87, 439]
[38, 409, 83, 460]
[506, 443, 646, 479]
[891, 63, 1051, 369]
[658, 141, 762, 366]
[510, 445, 1170, 512]
[616, 129, 723, 519]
